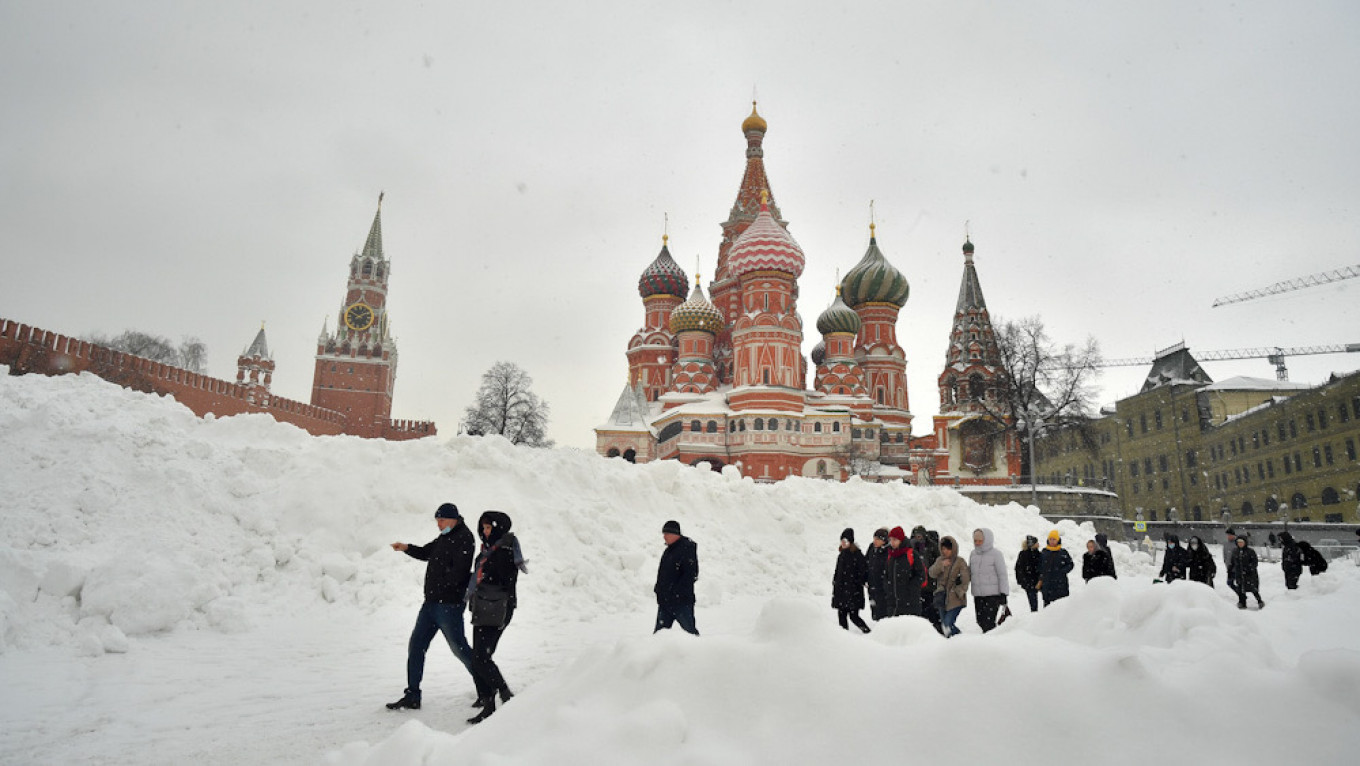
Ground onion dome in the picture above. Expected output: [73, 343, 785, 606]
[637, 236, 689, 299]
[962, 238, 974, 256]
[840, 223, 909, 309]
[815, 287, 862, 335]
[726, 193, 805, 279]
[810, 340, 826, 366]
[669, 277, 725, 334]
[742, 101, 767, 133]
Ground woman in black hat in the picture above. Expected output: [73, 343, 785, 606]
[832, 528, 871, 633]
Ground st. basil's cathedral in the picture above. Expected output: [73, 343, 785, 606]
[595, 104, 1022, 484]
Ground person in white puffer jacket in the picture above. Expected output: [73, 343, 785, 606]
[968, 527, 1010, 632]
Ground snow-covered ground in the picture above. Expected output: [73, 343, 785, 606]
[2, 369, 1358, 765]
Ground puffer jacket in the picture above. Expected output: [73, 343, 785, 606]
[968, 528, 1009, 597]
[1230, 542, 1260, 592]
[928, 539, 971, 611]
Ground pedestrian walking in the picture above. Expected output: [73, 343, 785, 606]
[1223, 528, 1239, 592]
[832, 528, 871, 633]
[1015, 535, 1042, 612]
[865, 528, 891, 621]
[1279, 531, 1303, 589]
[386, 503, 477, 712]
[1159, 535, 1189, 583]
[1082, 538, 1115, 582]
[1037, 530, 1074, 607]
[969, 528, 1009, 632]
[1094, 534, 1117, 578]
[1230, 534, 1264, 610]
[654, 520, 700, 635]
[1298, 541, 1329, 576]
[913, 526, 942, 630]
[465, 510, 522, 724]
[1185, 536, 1216, 586]
[928, 536, 971, 637]
[885, 526, 926, 618]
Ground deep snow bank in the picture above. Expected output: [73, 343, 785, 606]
[0, 367, 1078, 655]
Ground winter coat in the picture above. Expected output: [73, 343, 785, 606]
[928, 544, 971, 611]
[1094, 534, 1118, 579]
[1015, 546, 1042, 590]
[655, 534, 700, 606]
[1185, 537, 1216, 585]
[885, 545, 926, 617]
[468, 511, 520, 611]
[865, 544, 890, 614]
[1082, 548, 1116, 582]
[1299, 542, 1329, 575]
[1230, 543, 1260, 592]
[968, 528, 1010, 598]
[1038, 547, 1074, 599]
[404, 521, 477, 604]
[832, 546, 868, 611]
[1160, 537, 1189, 582]
[1280, 532, 1303, 577]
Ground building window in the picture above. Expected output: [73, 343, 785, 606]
[1312, 446, 1322, 468]
[1258, 463, 1265, 480]
[1127, 421, 1134, 438]
[832, 422, 841, 433]
[1142, 458, 1153, 475]
[1185, 450, 1198, 468]
[1234, 467, 1241, 485]
[1324, 444, 1334, 465]
[1131, 463, 1140, 477]
[1306, 413, 1316, 432]
[1341, 403, 1351, 423]
[1290, 420, 1298, 438]
[1230, 440, 1238, 456]
[1294, 453, 1302, 472]
[1154, 410, 1163, 430]
[754, 419, 764, 431]
[1353, 396, 1360, 419]
[691, 420, 701, 432]
[1241, 501, 1254, 516]
[814, 422, 823, 433]
[1277, 422, 1287, 441]
[1291, 492, 1308, 510]
[1262, 429, 1270, 446]
[1252, 432, 1260, 449]
[1321, 487, 1340, 505]
[1192, 505, 1202, 521]
[852, 428, 862, 438]
[706, 420, 718, 433]
[1265, 496, 1280, 514]
[1162, 478, 1169, 490]
[1239, 436, 1246, 454]
[1158, 455, 1168, 472]
[1148, 510, 1157, 521]
[1181, 408, 1190, 423]
[1318, 408, 1328, 429]
[1140, 414, 1148, 433]
[1266, 458, 1275, 478]
[1284, 458, 1292, 475]
[1346, 438, 1356, 461]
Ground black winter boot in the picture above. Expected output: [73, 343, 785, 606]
[466, 696, 496, 724]
[386, 689, 421, 710]
[499, 686, 514, 703]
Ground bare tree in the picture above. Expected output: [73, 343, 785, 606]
[460, 361, 554, 447]
[87, 330, 208, 373]
[994, 315, 1102, 426]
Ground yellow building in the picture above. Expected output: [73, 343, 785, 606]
[1034, 346, 1360, 525]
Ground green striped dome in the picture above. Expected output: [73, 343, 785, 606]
[815, 290, 862, 335]
[840, 234, 909, 309]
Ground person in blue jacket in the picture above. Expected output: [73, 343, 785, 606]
[1037, 530, 1074, 606]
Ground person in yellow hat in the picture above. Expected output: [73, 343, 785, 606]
[1037, 530, 1074, 606]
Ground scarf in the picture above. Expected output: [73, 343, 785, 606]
[888, 545, 914, 563]
[1046, 544, 1063, 552]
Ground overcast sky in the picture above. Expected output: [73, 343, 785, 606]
[4, 1, 1359, 450]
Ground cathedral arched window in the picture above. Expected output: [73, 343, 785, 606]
[832, 422, 841, 433]
[814, 422, 823, 433]
[607, 448, 620, 458]
[623, 449, 637, 463]
[969, 375, 985, 400]
[690, 420, 701, 432]
[362, 261, 373, 278]
[706, 420, 718, 433]
[754, 419, 764, 431]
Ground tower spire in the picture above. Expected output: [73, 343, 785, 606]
[361, 193, 384, 261]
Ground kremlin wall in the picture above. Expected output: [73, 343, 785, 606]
[1, 197, 436, 441]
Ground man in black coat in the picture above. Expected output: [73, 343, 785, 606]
[386, 502, 477, 711]
[1280, 531, 1303, 589]
[1160, 534, 1190, 583]
[865, 528, 891, 620]
[654, 520, 700, 635]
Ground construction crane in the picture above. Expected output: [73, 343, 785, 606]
[1212, 264, 1360, 307]
[1102, 343, 1360, 381]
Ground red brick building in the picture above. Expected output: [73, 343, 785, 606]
[596, 105, 1018, 483]
[1, 196, 434, 440]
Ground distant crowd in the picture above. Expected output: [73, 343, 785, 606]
[830, 525, 1336, 637]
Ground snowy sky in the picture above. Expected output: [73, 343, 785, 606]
[3, 1, 1359, 449]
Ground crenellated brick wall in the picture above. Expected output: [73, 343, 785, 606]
[1, 318, 435, 440]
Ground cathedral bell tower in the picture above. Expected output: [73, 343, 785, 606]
[311, 194, 400, 437]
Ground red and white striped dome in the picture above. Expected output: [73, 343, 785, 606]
[726, 198, 805, 279]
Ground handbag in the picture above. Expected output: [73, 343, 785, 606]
[470, 587, 509, 628]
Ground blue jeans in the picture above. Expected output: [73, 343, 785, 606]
[654, 603, 699, 635]
[406, 601, 474, 694]
[941, 606, 963, 637]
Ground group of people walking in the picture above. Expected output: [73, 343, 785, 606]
[387, 504, 524, 724]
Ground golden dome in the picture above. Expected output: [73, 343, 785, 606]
[741, 101, 767, 133]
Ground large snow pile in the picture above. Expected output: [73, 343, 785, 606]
[2, 368, 1359, 765]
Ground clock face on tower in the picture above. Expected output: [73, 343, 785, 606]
[344, 302, 375, 331]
